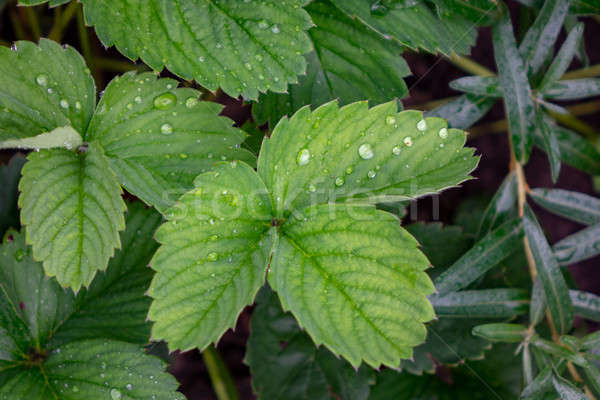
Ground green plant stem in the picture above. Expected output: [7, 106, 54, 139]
[9, 10, 28, 40]
[447, 53, 495, 77]
[48, 2, 79, 42]
[24, 7, 41, 41]
[202, 345, 239, 400]
[547, 109, 598, 140]
[562, 64, 600, 80]
[94, 57, 144, 72]
[76, 5, 98, 83]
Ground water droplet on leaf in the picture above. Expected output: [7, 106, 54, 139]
[417, 119, 427, 131]
[392, 145, 401, 155]
[403, 137, 413, 147]
[110, 389, 122, 400]
[185, 97, 198, 108]
[153, 92, 177, 110]
[160, 123, 173, 135]
[367, 170, 376, 179]
[438, 128, 448, 139]
[358, 143, 374, 159]
[36, 74, 48, 86]
[386, 116, 396, 125]
[296, 148, 310, 166]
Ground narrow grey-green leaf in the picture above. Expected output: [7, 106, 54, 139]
[529, 188, 600, 225]
[569, 290, 600, 322]
[530, 277, 547, 327]
[493, 5, 536, 163]
[552, 126, 600, 176]
[0, 126, 82, 151]
[582, 331, 600, 351]
[523, 205, 574, 334]
[429, 289, 529, 319]
[0, 39, 95, 141]
[477, 171, 518, 238]
[246, 287, 372, 400]
[538, 23, 584, 92]
[552, 373, 587, 400]
[472, 323, 528, 343]
[86, 71, 255, 213]
[425, 94, 497, 130]
[522, 365, 553, 398]
[0, 156, 25, 236]
[553, 224, 600, 266]
[253, 0, 410, 128]
[449, 76, 503, 97]
[18, 142, 126, 290]
[331, 0, 477, 55]
[536, 113, 562, 183]
[148, 161, 273, 351]
[434, 218, 524, 294]
[269, 203, 435, 368]
[518, 0, 570, 76]
[541, 79, 600, 100]
[258, 101, 478, 218]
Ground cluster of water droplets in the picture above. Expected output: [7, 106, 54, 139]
[35, 74, 82, 112]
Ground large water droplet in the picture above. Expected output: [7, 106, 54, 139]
[207, 252, 218, 261]
[403, 137, 413, 147]
[153, 92, 177, 110]
[185, 97, 198, 108]
[110, 388, 122, 400]
[308, 184, 316, 193]
[134, 96, 142, 104]
[296, 148, 310, 166]
[160, 123, 173, 135]
[386, 116, 396, 125]
[36, 74, 48, 86]
[392, 145, 401, 155]
[358, 143, 374, 160]
[367, 170, 376, 179]
[59, 99, 69, 109]
[335, 177, 344, 186]
[125, 383, 132, 391]
[438, 128, 448, 139]
[417, 119, 427, 132]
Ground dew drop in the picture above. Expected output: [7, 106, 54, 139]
[392, 145, 401, 155]
[438, 128, 448, 139]
[75, 101, 82, 110]
[59, 99, 69, 109]
[255, 54, 263, 62]
[367, 170, 376, 179]
[345, 166, 353, 175]
[110, 388, 122, 400]
[160, 123, 173, 135]
[258, 20, 269, 29]
[417, 119, 427, 131]
[403, 137, 413, 147]
[335, 177, 344, 186]
[207, 252, 218, 261]
[245, 62, 252, 70]
[134, 96, 142, 104]
[358, 143, 374, 160]
[36, 74, 48, 86]
[198, 56, 205, 63]
[125, 384, 132, 391]
[185, 97, 198, 108]
[308, 184, 316, 193]
[153, 92, 177, 110]
[271, 25, 280, 34]
[296, 148, 310, 166]
[386, 116, 396, 125]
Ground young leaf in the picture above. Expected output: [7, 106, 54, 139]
[569, 290, 600, 322]
[148, 161, 273, 352]
[86, 71, 255, 213]
[477, 172, 518, 239]
[493, 5, 536, 164]
[529, 188, 600, 225]
[429, 289, 529, 319]
[449, 76, 503, 97]
[552, 373, 587, 400]
[536, 113, 562, 182]
[0, 156, 25, 236]
[425, 94, 497, 130]
[472, 323, 528, 343]
[253, 0, 410, 128]
[553, 224, 600, 266]
[0, 126, 82, 151]
[541, 78, 600, 100]
[0, 39, 95, 141]
[523, 205, 574, 334]
[258, 101, 478, 217]
[269, 203, 436, 368]
[21, 0, 313, 100]
[434, 218, 524, 294]
[330, 0, 477, 55]
[538, 23, 584, 92]
[18, 143, 126, 290]
[246, 287, 372, 400]
[518, 0, 570, 76]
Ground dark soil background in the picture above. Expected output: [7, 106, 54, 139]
[0, 1, 598, 399]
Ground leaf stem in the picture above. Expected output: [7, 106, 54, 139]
[9, 9, 28, 40]
[24, 7, 41, 41]
[48, 1, 79, 42]
[76, 5, 98, 83]
[447, 53, 495, 77]
[202, 345, 239, 400]
[562, 64, 600, 80]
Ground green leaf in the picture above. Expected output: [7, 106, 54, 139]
[0, 156, 25, 236]
[552, 373, 587, 400]
[569, 290, 600, 322]
[571, 0, 600, 14]
[86, 71, 255, 213]
[253, 0, 410, 128]
[553, 223, 600, 266]
[433, 218, 524, 294]
[425, 94, 497, 130]
[536, 113, 562, 182]
[429, 289, 529, 319]
[0, 339, 183, 399]
[449, 76, 503, 97]
[330, 0, 477, 55]
[523, 205, 574, 334]
[258, 101, 478, 218]
[0, 39, 95, 140]
[148, 161, 273, 352]
[477, 172, 518, 239]
[472, 323, 528, 343]
[18, 142, 126, 290]
[518, 0, 570, 76]
[550, 126, 600, 176]
[0, 126, 83, 151]
[493, 5, 536, 164]
[522, 365, 554, 399]
[541, 78, 600, 100]
[430, 0, 500, 25]
[246, 287, 372, 400]
[582, 331, 600, 351]
[538, 23, 584, 92]
[21, 0, 313, 100]
[530, 277, 547, 327]
[529, 188, 600, 225]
